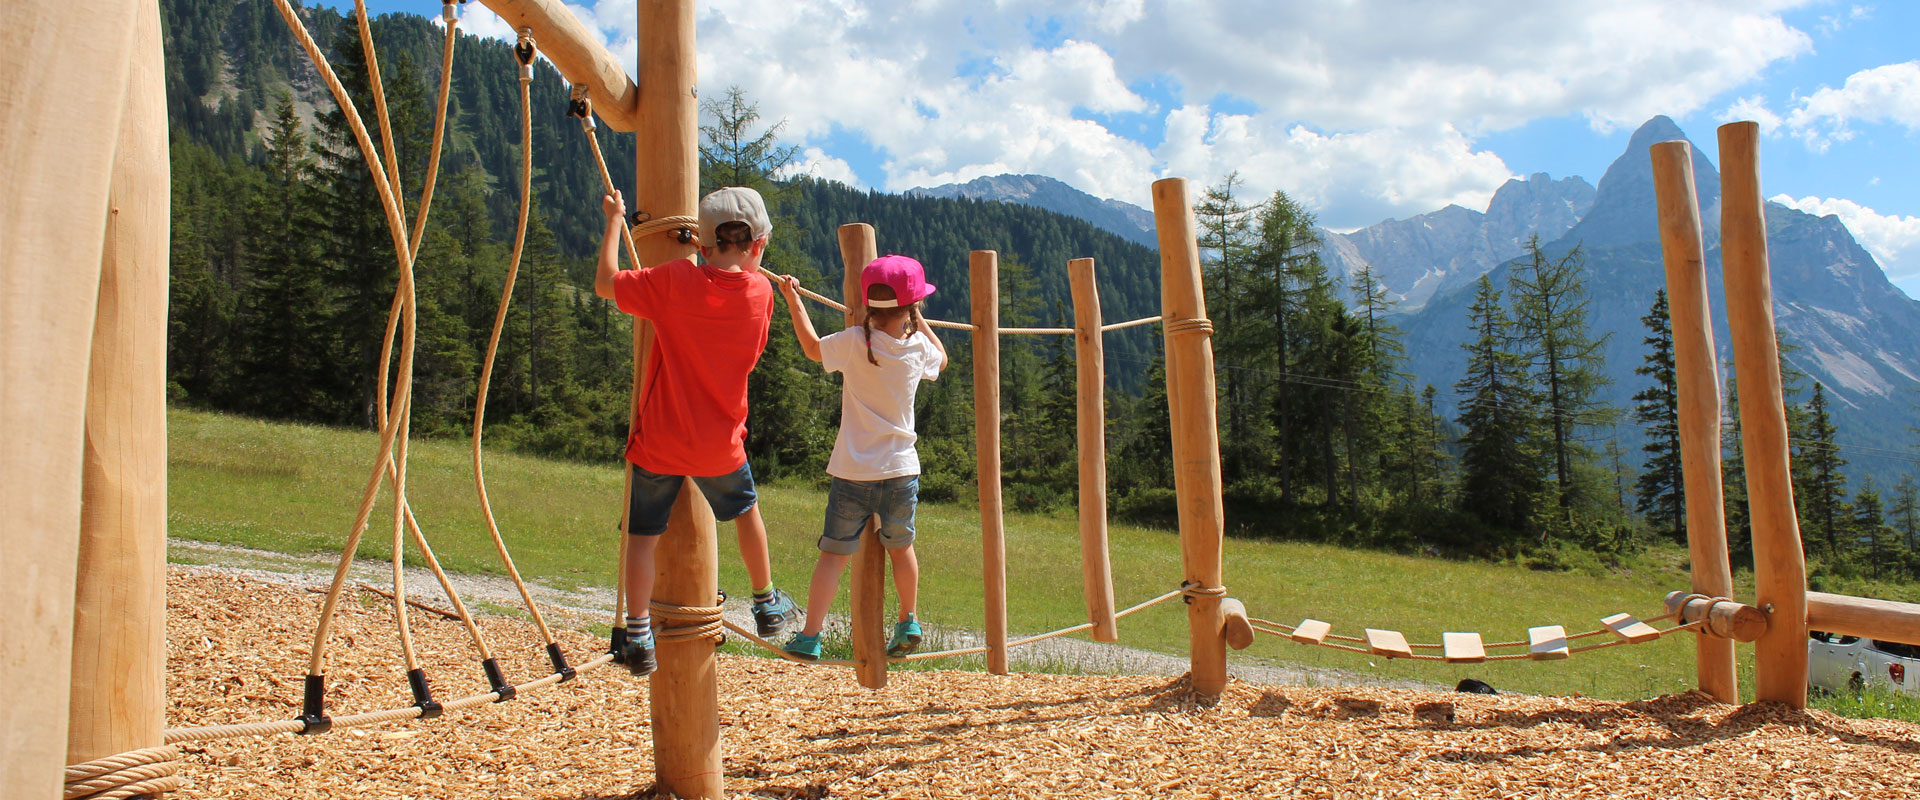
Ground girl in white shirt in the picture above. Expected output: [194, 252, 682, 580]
[775, 255, 949, 659]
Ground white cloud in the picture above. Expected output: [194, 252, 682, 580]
[779, 147, 863, 188]
[1158, 109, 1514, 229]
[1780, 61, 1920, 152]
[445, 1, 1829, 230]
[1719, 95, 1785, 134]
[1772, 193, 1920, 286]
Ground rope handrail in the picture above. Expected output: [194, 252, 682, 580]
[163, 654, 618, 744]
[1100, 315, 1163, 332]
[716, 588, 1183, 666]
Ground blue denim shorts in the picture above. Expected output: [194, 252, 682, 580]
[626, 461, 757, 536]
[819, 475, 919, 555]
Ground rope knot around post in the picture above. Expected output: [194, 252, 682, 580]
[1181, 580, 1227, 605]
[1165, 317, 1214, 338]
[651, 595, 727, 645]
[63, 746, 183, 800]
[625, 212, 701, 245]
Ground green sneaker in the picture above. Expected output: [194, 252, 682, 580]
[784, 631, 821, 661]
[887, 616, 923, 658]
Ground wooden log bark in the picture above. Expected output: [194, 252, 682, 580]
[1151, 178, 1228, 697]
[69, 0, 169, 767]
[1649, 140, 1737, 703]
[1718, 121, 1808, 708]
[838, 223, 888, 690]
[972, 251, 1009, 675]
[472, 0, 641, 130]
[1069, 257, 1118, 642]
[1, 1, 140, 795]
[633, 1, 720, 796]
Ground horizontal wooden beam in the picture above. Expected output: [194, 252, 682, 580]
[1664, 591, 1769, 642]
[472, 0, 640, 131]
[1808, 592, 1920, 645]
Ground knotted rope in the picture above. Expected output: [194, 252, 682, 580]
[63, 746, 182, 800]
[651, 598, 727, 644]
[1165, 317, 1215, 338]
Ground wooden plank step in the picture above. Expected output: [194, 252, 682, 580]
[1442, 632, 1486, 663]
[1291, 619, 1331, 645]
[1602, 612, 1660, 644]
[1365, 628, 1412, 659]
[1529, 625, 1569, 660]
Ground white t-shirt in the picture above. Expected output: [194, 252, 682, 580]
[820, 325, 943, 481]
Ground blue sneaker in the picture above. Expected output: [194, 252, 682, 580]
[887, 616, 922, 658]
[784, 632, 821, 661]
[753, 588, 799, 638]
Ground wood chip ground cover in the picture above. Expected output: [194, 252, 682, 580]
[165, 571, 1920, 799]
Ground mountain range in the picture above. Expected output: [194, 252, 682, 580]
[910, 117, 1920, 486]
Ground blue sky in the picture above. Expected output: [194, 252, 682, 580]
[327, 1, 1920, 295]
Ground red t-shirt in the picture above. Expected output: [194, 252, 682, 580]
[612, 258, 773, 476]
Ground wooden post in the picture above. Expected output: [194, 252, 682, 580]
[1718, 121, 1808, 708]
[1649, 140, 1737, 703]
[1152, 178, 1229, 697]
[1069, 258, 1119, 642]
[634, 1, 722, 795]
[1, 1, 140, 795]
[837, 223, 888, 690]
[472, 0, 641, 130]
[972, 250, 1010, 675]
[69, 0, 169, 768]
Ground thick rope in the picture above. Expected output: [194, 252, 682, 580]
[270, 0, 422, 680]
[164, 654, 618, 745]
[1101, 315, 1163, 332]
[651, 599, 727, 644]
[63, 747, 182, 800]
[1165, 317, 1214, 337]
[352, 7, 497, 666]
[470, 40, 560, 647]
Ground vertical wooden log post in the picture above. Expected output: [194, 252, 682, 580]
[972, 250, 1010, 675]
[69, 0, 169, 768]
[1152, 178, 1229, 697]
[1649, 140, 1737, 703]
[635, 1, 723, 795]
[1069, 258, 1119, 642]
[837, 223, 889, 690]
[1, 1, 140, 795]
[1718, 121, 1808, 708]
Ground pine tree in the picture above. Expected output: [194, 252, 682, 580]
[1799, 382, 1849, 558]
[1851, 477, 1887, 580]
[1196, 173, 1258, 483]
[1455, 276, 1544, 546]
[1633, 290, 1684, 542]
[699, 86, 833, 479]
[1507, 236, 1614, 525]
[237, 90, 334, 420]
[1722, 371, 1752, 566]
[1248, 191, 1320, 504]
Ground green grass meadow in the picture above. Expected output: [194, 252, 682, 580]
[168, 407, 1880, 714]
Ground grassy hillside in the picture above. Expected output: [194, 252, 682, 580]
[168, 407, 1740, 702]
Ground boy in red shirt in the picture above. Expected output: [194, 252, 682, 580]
[592, 186, 798, 676]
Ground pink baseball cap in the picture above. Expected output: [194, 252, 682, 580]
[861, 255, 936, 307]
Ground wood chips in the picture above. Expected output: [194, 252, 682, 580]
[164, 570, 1920, 799]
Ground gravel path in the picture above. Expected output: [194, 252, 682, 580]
[169, 539, 1414, 690]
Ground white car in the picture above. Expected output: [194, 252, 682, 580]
[1808, 630, 1920, 695]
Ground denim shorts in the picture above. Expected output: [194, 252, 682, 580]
[818, 475, 919, 555]
[626, 461, 757, 536]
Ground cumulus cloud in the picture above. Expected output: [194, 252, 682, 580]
[442, 0, 1827, 227]
[779, 147, 864, 188]
[1772, 194, 1920, 287]
[1779, 61, 1920, 152]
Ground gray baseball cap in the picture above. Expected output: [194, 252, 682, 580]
[698, 186, 772, 245]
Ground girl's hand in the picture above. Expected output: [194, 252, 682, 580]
[778, 274, 801, 298]
[601, 191, 625, 222]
